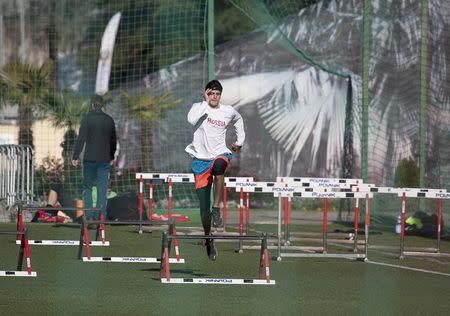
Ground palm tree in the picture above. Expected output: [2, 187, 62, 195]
[46, 90, 90, 161]
[0, 60, 53, 148]
[121, 90, 181, 171]
[44, 90, 90, 198]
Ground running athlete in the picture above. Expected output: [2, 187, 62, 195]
[185, 79, 245, 260]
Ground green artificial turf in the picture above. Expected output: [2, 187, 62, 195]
[1, 211, 450, 315]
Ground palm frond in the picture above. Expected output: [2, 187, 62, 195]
[120, 90, 182, 122]
[46, 91, 90, 129]
[0, 61, 53, 109]
[223, 68, 347, 173]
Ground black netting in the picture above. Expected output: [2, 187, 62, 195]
[0, 1, 449, 229]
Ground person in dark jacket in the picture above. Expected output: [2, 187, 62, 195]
[72, 95, 117, 219]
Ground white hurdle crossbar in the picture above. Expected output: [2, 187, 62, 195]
[277, 177, 363, 189]
[83, 257, 184, 263]
[350, 184, 447, 194]
[18, 240, 109, 246]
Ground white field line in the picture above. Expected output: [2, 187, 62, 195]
[365, 260, 450, 277]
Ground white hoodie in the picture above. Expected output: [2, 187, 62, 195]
[185, 101, 245, 160]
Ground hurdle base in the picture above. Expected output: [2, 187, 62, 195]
[161, 277, 275, 285]
[17, 240, 110, 246]
[82, 256, 185, 263]
[280, 252, 366, 260]
[290, 231, 357, 239]
[368, 245, 399, 251]
[402, 251, 450, 258]
[281, 237, 365, 245]
[138, 226, 165, 233]
[404, 247, 438, 252]
[243, 245, 324, 252]
[0, 271, 37, 277]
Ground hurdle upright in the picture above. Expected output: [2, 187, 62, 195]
[224, 177, 254, 236]
[0, 228, 36, 277]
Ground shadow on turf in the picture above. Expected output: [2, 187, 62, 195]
[145, 267, 209, 281]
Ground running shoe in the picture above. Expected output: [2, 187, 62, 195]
[205, 238, 218, 261]
[211, 207, 223, 227]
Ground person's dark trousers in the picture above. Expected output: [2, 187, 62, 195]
[82, 161, 110, 220]
[196, 185, 212, 235]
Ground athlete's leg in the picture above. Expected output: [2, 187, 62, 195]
[211, 158, 228, 227]
[212, 175, 224, 208]
[196, 185, 212, 235]
[196, 184, 217, 260]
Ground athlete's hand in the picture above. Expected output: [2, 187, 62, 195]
[71, 159, 79, 167]
[231, 143, 242, 152]
[203, 88, 211, 103]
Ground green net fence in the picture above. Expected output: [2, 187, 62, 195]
[0, 0, 449, 233]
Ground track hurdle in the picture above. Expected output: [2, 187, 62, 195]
[226, 180, 346, 253]
[0, 228, 36, 277]
[229, 181, 285, 254]
[258, 183, 372, 261]
[136, 173, 193, 233]
[276, 177, 366, 245]
[347, 185, 449, 258]
[396, 190, 450, 259]
[137, 173, 253, 234]
[159, 231, 275, 285]
[227, 180, 331, 253]
[15, 203, 109, 246]
[235, 180, 369, 256]
[79, 217, 184, 264]
[136, 173, 193, 261]
[223, 177, 254, 236]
